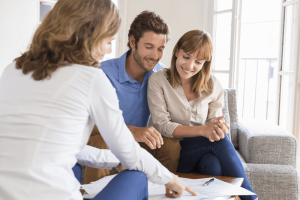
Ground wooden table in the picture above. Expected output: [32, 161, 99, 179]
[174, 172, 244, 200]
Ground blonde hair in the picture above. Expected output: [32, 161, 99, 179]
[166, 30, 213, 96]
[15, 0, 121, 81]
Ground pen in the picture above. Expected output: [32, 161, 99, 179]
[203, 178, 214, 186]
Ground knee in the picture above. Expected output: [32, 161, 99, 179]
[87, 134, 109, 149]
[198, 153, 223, 176]
[215, 134, 233, 147]
[72, 163, 82, 183]
[120, 170, 147, 187]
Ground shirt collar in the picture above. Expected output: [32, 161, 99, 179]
[118, 51, 131, 84]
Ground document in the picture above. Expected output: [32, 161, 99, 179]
[81, 175, 255, 200]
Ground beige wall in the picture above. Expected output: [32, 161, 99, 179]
[0, 0, 39, 78]
[119, 0, 207, 68]
[0, 0, 208, 78]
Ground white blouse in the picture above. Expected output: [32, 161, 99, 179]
[0, 63, 172, 200]
[147, 69, 224, 139]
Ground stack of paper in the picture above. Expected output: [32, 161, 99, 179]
[81, 175, 255, 199]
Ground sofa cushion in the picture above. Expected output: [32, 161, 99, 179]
[223, 89, 239, 148]
[222, 90, 231, 142]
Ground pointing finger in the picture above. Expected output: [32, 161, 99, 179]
[185, 186, 197, 196]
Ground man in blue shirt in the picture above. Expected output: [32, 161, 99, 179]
[84, 11, 181, 184]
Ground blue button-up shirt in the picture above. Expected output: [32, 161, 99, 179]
[100, 51, 164, 127]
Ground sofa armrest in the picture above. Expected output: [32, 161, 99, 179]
[238, 118, 297, 167]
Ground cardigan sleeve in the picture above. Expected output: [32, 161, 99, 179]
[147, 72, 180, 138]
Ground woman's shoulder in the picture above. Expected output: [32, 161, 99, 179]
[207, 74, 223, 92]
[149, 68, 167, 82]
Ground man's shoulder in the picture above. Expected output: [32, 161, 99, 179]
[99, 58, 120, 78]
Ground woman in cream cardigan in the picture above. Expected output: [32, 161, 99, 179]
[147, 30, 258, 200]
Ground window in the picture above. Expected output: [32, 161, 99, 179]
[278, 0, 299, 133]
[211, 0, 235, 89]
[237, 0, 281, 123]
[211, 0, 300, 136]
[38, 0, 119, 62]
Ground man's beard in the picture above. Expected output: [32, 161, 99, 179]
[133, 49, 157, 73]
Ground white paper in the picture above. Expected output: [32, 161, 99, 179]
[180, 178, 255, 197]
[81, 175, 255, 200]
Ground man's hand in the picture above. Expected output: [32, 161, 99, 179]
[127, 125, 163, 150]
[165, 174, 197, 198]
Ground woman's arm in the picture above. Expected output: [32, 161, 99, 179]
[205, 76, 230, 135]
[172, 117, 223, 139]
[147, 73, 180, 138]
[89, 69, 172, 185]
[148, 73, 226, 141]
[76, 145, 119, 169]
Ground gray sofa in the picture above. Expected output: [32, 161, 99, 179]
[223, 89, 299, 200]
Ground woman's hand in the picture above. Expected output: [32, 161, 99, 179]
[165, 174, 197, 198]
[215, 116, 230, 136]
[203, 116, 226, 142]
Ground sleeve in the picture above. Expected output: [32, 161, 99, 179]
[76, 145, 119, 169]
[147, 73, 180, 138]
[88, 69, 172, 185]
[205, 76, 225, 124]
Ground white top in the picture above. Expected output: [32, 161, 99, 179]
[148, 69, 224, 139]
[0, 63, 172, 200]
[76, 145, 119, 169]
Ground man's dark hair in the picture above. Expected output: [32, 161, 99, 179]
[127, 10, 170, 52]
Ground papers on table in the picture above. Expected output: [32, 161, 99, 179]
[81, 175, 255, 200]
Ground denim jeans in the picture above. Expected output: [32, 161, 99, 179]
[177, 135, 258, 200]
[72, 164, 148, 200]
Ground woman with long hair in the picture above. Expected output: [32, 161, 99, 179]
[0, 0, 196, 199]
[148, 30, 258, 200]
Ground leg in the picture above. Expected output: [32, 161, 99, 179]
[84, 127, 110, 184]
[210, 135, 258, 200]
[92, 170, 148, 200]
[72, 163, 82, 183]
[197, 153, 223, 176]
[139, 136, 181, 172]
[177, 136, 211, 173]
[177, 135, 257, 200]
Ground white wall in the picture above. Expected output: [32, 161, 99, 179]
[0, 0, 208, 77]
[119, 0, 207, 68]
[0, 0, 39, 77]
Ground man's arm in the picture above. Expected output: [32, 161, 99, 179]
[127, 125, 163, 150]
[91, 124, 163, 150]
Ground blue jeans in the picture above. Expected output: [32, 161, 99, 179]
[177, 135, 257, 200]
[72, 164, 148, 200]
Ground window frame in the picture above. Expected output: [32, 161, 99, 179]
[208, 0, 300, 137]
[276, 0, 300, 135]
[206, 0, 242, 89]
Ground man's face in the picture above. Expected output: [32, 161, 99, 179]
[131, 31, 166, 72]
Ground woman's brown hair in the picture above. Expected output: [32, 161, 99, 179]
[15, 0, 121, 81]
[166, 30, 213, 96]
